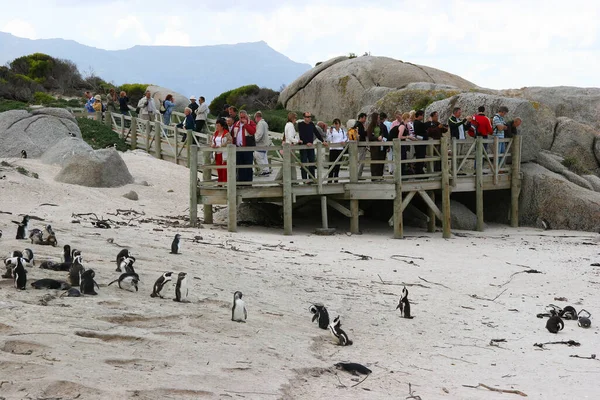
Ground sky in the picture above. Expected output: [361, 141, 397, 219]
[1, 0, 598, 89]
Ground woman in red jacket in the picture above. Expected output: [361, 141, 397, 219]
[232, 110, 257, 182]
[212, 118, 232, 183]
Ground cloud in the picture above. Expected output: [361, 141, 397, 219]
[2, 18, 37, 39]
[154, 16, 191, 46]
[114, 16, 152, 44]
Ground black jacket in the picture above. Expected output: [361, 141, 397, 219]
[298, 121, 324, 144]
[448, 115, 471, 139]
[353, 121, 367, 141]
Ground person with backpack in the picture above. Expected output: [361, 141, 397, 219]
[162, 94, 175, 125]
[326, 118, 348, 182]
[493, 106, 509, 154]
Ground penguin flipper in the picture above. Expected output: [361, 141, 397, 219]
[244, 307, 247, 320]
[312, 314, 318, 323]
[107, 279, 118, 286]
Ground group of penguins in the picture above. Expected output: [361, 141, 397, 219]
[3, 216, 249, 322]
[538, 304, 592, 333]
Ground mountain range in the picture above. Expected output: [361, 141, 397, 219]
[0, 32, 311, 101]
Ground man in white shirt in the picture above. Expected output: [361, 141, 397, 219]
[195, 96, 209, 133]
[137, 90, 157, 121]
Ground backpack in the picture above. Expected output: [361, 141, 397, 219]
[348, 127, 358, 141]
[159, 100, 166, 114]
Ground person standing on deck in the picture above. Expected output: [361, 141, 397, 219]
[253, 111, 272, 176]
[195, 96, 209, 134]
[233, 110, 257, 182]
[297, 112, 324, 182]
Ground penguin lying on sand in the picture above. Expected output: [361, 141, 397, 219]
[150, 272, 173, 298]
[329, 316, 352, 346]
[546, 315, 564, 334]
[31, 279, 70, 290]
[108, 272, 140, 292]
[309, 303, 330, 329]
[334, 362, 372, 376]
[60, 288, 81, 297]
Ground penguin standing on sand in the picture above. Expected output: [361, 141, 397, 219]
[309, 303, 330, 329]
[115, 249, 130, 271]
[170, 234, 181, 254]
[546, 315, 564, 333]
[80, 269, 99, 295]
[231, 291, 247, 322]
[578, 309, 592, 328]
[68, 255, 85, 286]
[108, 272, 140, 292]
[328, 316, 352, 346]
[173, 272, 188, 302]
[13, 257, 27, 290]
[396, 286, 414, 319]
[21, 150, 27, 159]
[62, 245, 72, 263]
[150, 272, 173, 298]
[15, 215, 30, 239]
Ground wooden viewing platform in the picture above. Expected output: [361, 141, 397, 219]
[74, 110, 522, 238]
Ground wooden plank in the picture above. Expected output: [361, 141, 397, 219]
[401, 191, 416, 212]
[130, 117, 138, 150]
[476, 137, 484, 231]
[350, 199, 359, 234]
[349, 141, 358, 183]
[320, 196, 328, 229]
[202, 148, 213, 224]
[511, 136, 521, 227]
[393, 139, 403, 239]
[326, 198, 364, 217]
[227, 145, 237, 232]
[493, 136, 499, 185]
[154, 121, 162, 159]
[316, 142, 324, 194]
[427, 191, 436, 232]
[104, 111, 112, 127]
[189, 145, 198, 227]
[417, 190, 443, 221]
[282, 143, 293, 235]
[441, 136, 451, 238]
[451, 138, 457, 187]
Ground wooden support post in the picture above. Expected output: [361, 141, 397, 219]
[227, 145, 237, 233]
[186, 129, 193, 168]
[320, 196, 328, 229]
[393, 139, 403, 239]
[493, 136, 499, 185]
[202, 148, 213, 224]
[316, 141, 324, 194]
[348, 141, 359, 234]
[154, 122, 162, 159]
[426, 142, 434, 175]
[510, 136, 522, 227]
[451, 138, 457, 186]
[476, 137, 484, 231]
[145, 120, 151, 153]
[104, 111, 112, 128]
[130, 117, 138, 150]
[174, 128, 179, 165]
[119, 114, 125, 137]
[441, 136, 451, 238]
[95, 110, 102, 122]
[427, 191, 436, 233]
[282, 143, 293, 235]
[189, 145, 198, 227]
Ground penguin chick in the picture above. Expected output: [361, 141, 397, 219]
[231, 291, 247, 322]
[546, 315, 564, 334]
[309, 303, 330, 330]
[328, 316, 352, 346]
[170, 234, 181, 254]
[150, 271, 173, 298]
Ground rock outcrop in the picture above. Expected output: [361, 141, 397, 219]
[535, 151, 595, 190]
[55, 148, 134, 188]
[147, 85, 190, 114]
[550, 117, 600, 174]
[279, 56, 477, 121]
[0, 108, 81, 158]
[426, 93, 556, 162]
[520, 163, 600, 232]
[40, 137, 94, 167]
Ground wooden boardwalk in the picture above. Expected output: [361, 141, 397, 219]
[75, 110, 522, 238]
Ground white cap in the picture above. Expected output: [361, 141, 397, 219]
[189, 96, 197, 100]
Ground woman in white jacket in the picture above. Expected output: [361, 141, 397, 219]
[326, 118, 347, 181]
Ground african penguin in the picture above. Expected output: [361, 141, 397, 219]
[546, 315, 565, 334]
[60, 288, 81, 297]
[23, 248, 34, 266]
[0, 229, 2, 239]
[173, 272, 188, 302]
[62, 245, 72, 263]
[31, 279, 70, 290]
[20, 150, 27, 159]
[150, 272, 173, 298]
[80, 269, 99, 295]
[309, 303, 330, 329]
[118, 256, 136, 275]
[396, 286, 414, 319]
[29, 228, 43, 244]
[170, 234, 181, 254]
[108, 272, 140, 292]
[68, 255, 85, 286]
[15, 215, 30, 239]
[328, 316, 352, 346]
[44, 224, 55, 238]
[578, 309, 592, 328]
[13, 257, 27, 290]
[231, 291, 247, 322]
[115, 249, 130, 271]
[334, 362, 372, 376]
[560, 306, 578, 320]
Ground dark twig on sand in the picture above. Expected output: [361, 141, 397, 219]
[341, 250, 372, 260]
[470, 288, 507, 302]
[497, 269, 542, 287]
[375, 275, 430, 289]
[418, 276, 451, 289]
[351, 374, 370, 388]
[406, 383, 422, 400]
[569, 354, 598, 361]
[462, 383, 527, 397]
[534, 340, 580, 349]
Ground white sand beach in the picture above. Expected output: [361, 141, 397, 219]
[0, 151, 599, 400]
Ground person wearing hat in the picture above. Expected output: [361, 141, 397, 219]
[195, 96, 208, 133]
[92, 94, 103, 121]
[188, 96, 199, 115]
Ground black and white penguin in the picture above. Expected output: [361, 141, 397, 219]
[334, 362, 372, 376]
[546, 315, 564, 334]
[68, 255, 85, 286]
[170, 234, 181, 254]
[38, 260, 56, 270]
[309, 303, 330, 329]
[560, 306, 578, 320]
[60, 288, 81, 297]
[13, 257, 27, 290]
[15, 215, 30, 239]
[3, 255, 24, 278]
[115, 249, 130, 272]
[150, 272, 173, 298]
[328, 316, 352, 346]
[20, 150, 27, 159]
[44, 224, 55, 238]
[71, 248, 82, 260]
[23, 248, 34, 266]
[29, 228, 43, 244]
[118, 256, 136, 275]
[80, 269, 99, 295]
[108, 272, 140, 292]
[31, 279, 70, 290]
[62, 245, 72, 263]
[173, 272, 188, 302]
[0, 229, 2, 239]
[396, 286, 414, 319]
[231, 291, 247, 322]
[578, 309, 592, 328]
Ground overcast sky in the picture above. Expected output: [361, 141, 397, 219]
[1, 0, 598, 89]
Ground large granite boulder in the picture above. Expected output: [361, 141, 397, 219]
[362, 85, 463, 117]
[279, 56, 477, 121]
[535, 151, 595, 190]
[583, 175, 600, 192]
[40, 137, 94, 167]
[550, 117, 600, 174]
[0, 108, 81, 158]
[595, 136, 600, 165]
[520, 163, 600, 232]
[426, 93, 556, 162]
[147, 85, 190, 114]
[501, 86, 600, 130]
[55, 148, 134, 188]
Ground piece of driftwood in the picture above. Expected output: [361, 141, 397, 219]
[497, 269, 542, 287]
[374, 275, 430, 289]
[342, 250, 372, 260]
[470, 288, 507, 302]
[534, 340, 580, 349]
[418, 276, 451, 289]
[462, 383, 527, 397]
[569, 354, 598, 360]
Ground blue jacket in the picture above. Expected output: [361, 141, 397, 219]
[85, 98, 95, 113]
[177, 114, 195, 130]
[164, 100, 175, 116]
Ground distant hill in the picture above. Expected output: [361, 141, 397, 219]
[0, 32, 311, 101]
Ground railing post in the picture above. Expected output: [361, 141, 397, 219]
[130, 117, 138, 150]
[119, 114, 125, 138]
[105, 111, 112, 128]
[316, 141, 323, 194]
[174, 128, 179, 165]
[282, 143, 293, 235]
[426, 142, 434, 174]
[476, 137, 484, 231]
[393, 139, 403, 239]
[202, 148, 213, 224]
[186, 129, 193, 167]
[493, 136, 499, 185]
[510, 136, 522, 227]
[348, 141, 359, 234]
[189, 145, 198, 227]
[154, 121, 162, 159]
[145, 120, 151, 153]
[451, 138, 457, 186]
[95, 110, 102, 122]
[227, 144, 237, 232]
[441, 136, 451, 238]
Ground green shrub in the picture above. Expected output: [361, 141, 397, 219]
[33, 91, 55, 105]
[0, 99, 28, 112]
[562, 156, 590, 176]
[260, 109, 304, 133]
[412, 95, 433, 111]
[119, 83, 148, 108]
[77, 117, 128, 151]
